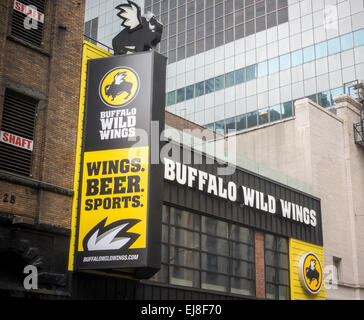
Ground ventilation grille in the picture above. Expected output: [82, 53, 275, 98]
[0, 89, 37, 176]
[11, 0, 46, 47]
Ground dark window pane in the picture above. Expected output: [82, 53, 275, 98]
[235, 68, 245, 84]
[186, 85, 195, 100]
[206, 35, 214, 50]
[267, 12, 277, 28]
[225, 72, 235, 87]
[269, 104, 281, 121]
[245, 20, 255, 36]
[258, 108, 269, 125]
[196, 38, 204, 54]
[235, 24, 244, 39]
[281, 101, 293, 119]
[201, 216, 228, 238]
[215, 120, 225, 135]
[247, 111, 258, 128]
[256, 1, 266, 17]
[266, 0, 276, 13]
[167, 91, 176, 105]
[205, 78, 215, 94]
[246, 64, 257, 81]
[216, 31, 224, 47]
[236, 114, 247, 131]
[215, 17, 224, 32]
[195, 81, 205, 97]
[225, 117, 236, 134]
[201, 272, 228, 292]
[225, 14, 234, 29]
[177, 88, 185, 103]
[215, 75, 225, 90]
[225, 28, 234, 43]
[256, 16, 266, 32]
[278, 7, 288, 24]
[245, 5, 255, 20]
[187, 42, 194, 57]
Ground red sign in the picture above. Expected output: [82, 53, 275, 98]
[13, 0, 44, 23]
[0, 130, 33, 151]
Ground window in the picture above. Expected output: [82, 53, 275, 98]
[177, 88, 185, 103]
[315, 42, 327, 59]
[11, 0, 46, 47]
[215, 120, 225, 135]
[303, 45, 315, 63]
[317, 91, 331, 108]
[340, 33, 353, 51]
[354, 29, 364, 47]
[258, 61, 268, 78]
[246, 65, 257, 81]
[291, 49, 302, 67]
[204, 123, 215, 132]
[225, 72, 235, 88]
[236, 114, 247, 131]
[151, 206, 256, 297]
[281, 101, 293, 119]
[167, 91, 176, 106]
[225, 117, 236, 134]
[268, 57, 279, 74]
[247, 111, 258, 128]
[215, 75, 225, 91]
[330, 87, 343, 105]
[0, 89, 37, 176]
[205, 79, 214, 94]
[280, 54, 290, 71]
[269, 105, 281, 122]
[186, 85, 194, 100]
[84, 17, 98, 44]
[235, 68, 245, 84]
[258, 108, 269, 125]
[265, 234, 290, 300]
[195, 81, 205, 97]
[333, 257, 342, 282]
[328, 37, 340, 55]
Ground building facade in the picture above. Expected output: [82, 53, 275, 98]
[83, 0, 364, 300]
[0, 0, 85, 296]
[85, 0, 364, 135]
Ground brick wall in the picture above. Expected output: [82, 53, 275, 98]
[0, 0, 85, 228]
[255, 231, 265, 299]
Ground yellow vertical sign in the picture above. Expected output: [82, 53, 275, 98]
[289, 238, 326, 300]
[68, 42, 112, 271]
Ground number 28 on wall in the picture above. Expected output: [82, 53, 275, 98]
[2, 193, 16, 204]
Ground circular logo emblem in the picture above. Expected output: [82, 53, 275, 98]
[99, 67, 140, 108]
[298, 252, 323, 295]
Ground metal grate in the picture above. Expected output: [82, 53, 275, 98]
[0, 89, 38, 176]
[11, 0, 46, 47]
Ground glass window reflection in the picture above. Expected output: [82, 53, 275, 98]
[280, 53, 290, 70]
[303, 45, 315, 63]
[328, 37, 340, 55]
[291, 49, 302, 67]
[315, 42, 327, 59]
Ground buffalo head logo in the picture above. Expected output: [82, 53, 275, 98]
[112, 1, 163, 55]
[105, 72, 133, 101]
[305, 258, 320, 287]
[99, 67, 140, 107]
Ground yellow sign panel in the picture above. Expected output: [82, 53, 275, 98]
[77, 147, 149, 252]
[289, 238, 325, 300]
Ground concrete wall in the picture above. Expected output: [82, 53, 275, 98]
[218, 96, 364, 299]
